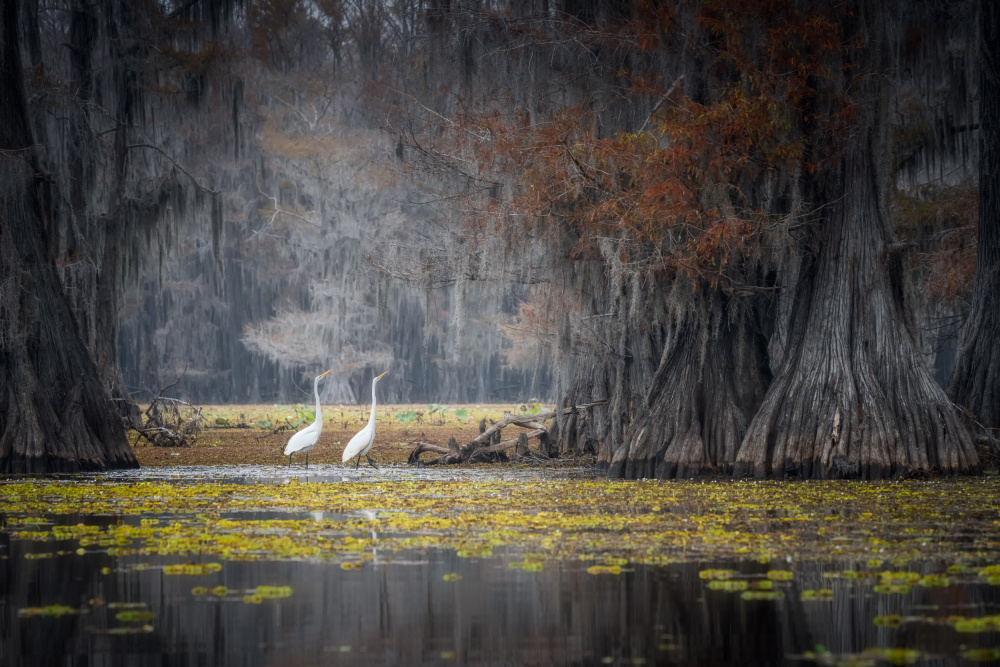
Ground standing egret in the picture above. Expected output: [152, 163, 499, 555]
[342, 371, 387, 469]
[283, 369, 332, 467]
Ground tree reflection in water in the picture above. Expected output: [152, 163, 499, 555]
[5, 528, 998, 666]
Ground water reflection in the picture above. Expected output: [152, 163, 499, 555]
[4, 533, 1000, 666]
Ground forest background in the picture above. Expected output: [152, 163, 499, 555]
[0, 0, 997, 478]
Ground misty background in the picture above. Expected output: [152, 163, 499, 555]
[104, 1, 558, 407]
[43, 1, 963, 408]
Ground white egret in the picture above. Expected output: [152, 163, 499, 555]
[342, 371, 387, 469]
[283, 369, 332, 467]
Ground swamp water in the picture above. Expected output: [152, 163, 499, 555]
[1, 466, 999, 666]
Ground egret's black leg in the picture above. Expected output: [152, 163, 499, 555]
[288, 454, 292, 466]
[305, 453, 309, 468]
[366, 455, 378, 469]
[355, 454, 361, 470]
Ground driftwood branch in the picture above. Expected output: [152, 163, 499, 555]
[514, 420, 548, 431]
[407, 406, 580, 466]
[133, 369, 204, 447]
[465, 411, 556, 449]
[477, 428, 546, 455]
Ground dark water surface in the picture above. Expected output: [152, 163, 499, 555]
[2, 467, 999, 666]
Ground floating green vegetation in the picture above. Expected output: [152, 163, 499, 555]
[700, 569, 737, 580]
[867, 613, 1000, 634]
[18, 605, 78, 618]
[800, 589, 834, 601]
[164, 563, 222, 575]
[962, 648, 1000, 661]
[740, 590, 784, 601]
[873, 583, 912, 594]
[953, 616, 1000, 633]
[189, 585, 292, 600]
[508, 561, 543, 572]
[873, 614, 905, 628]
[708, 580, 748, 591]
[1, 477, 999, 569]
[917, 574, 950, 587]
[863, 647, 927, 665]
[116, 610, 154, 622]
[256, 586, 293, 598]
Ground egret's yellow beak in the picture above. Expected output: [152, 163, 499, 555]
[377, 371, 388, 379]
[319, 369, 332, 377]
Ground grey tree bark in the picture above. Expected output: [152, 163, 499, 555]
[736, 115, 977, 478]
[948, 0, 1000, 435]
[0, 0, 137, 472]
[64, 0, 142, 428]
[556, 255, 667, 465]
[610, 288, 771, 479]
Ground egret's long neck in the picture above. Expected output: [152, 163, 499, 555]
[367, 378, 379, 427]
[313, 376, 323, 426]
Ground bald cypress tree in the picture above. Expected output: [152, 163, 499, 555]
[735, 1, 978, 478]
[0, 0, 136, 472]
[2, 0, 238, 472]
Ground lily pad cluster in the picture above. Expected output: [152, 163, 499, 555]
[2, 476, 999, 567]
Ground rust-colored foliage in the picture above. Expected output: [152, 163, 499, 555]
[432, 0, 852, 289]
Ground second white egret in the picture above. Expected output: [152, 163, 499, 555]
[342, 371, 387, 469]
[283, 369, 332, 467]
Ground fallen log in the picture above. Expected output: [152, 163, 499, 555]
[464, 411, 555, 451]
[406, 437, 467, 465]
[475, 428, 546, 456]
[407, 442, 448, 465]
[514, 420, 548, 431]
[408, 407, 570, 465]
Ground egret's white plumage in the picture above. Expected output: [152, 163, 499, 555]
[342, 371, 387, 469]
[283, 369, 332, 466]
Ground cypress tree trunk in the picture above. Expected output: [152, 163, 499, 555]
[63, 0, 142, 429]
[948, 0, 1000, 433]
[735, 132, 977, 478]
[0, 0, 137, 473]
[610, 288, 771, 479]
[98, 0, 145, 428]
[734, 1, 978, 479]
[557, 252, 667, 465]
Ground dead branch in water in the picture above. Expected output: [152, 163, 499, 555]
[407, 408, 570, 465]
